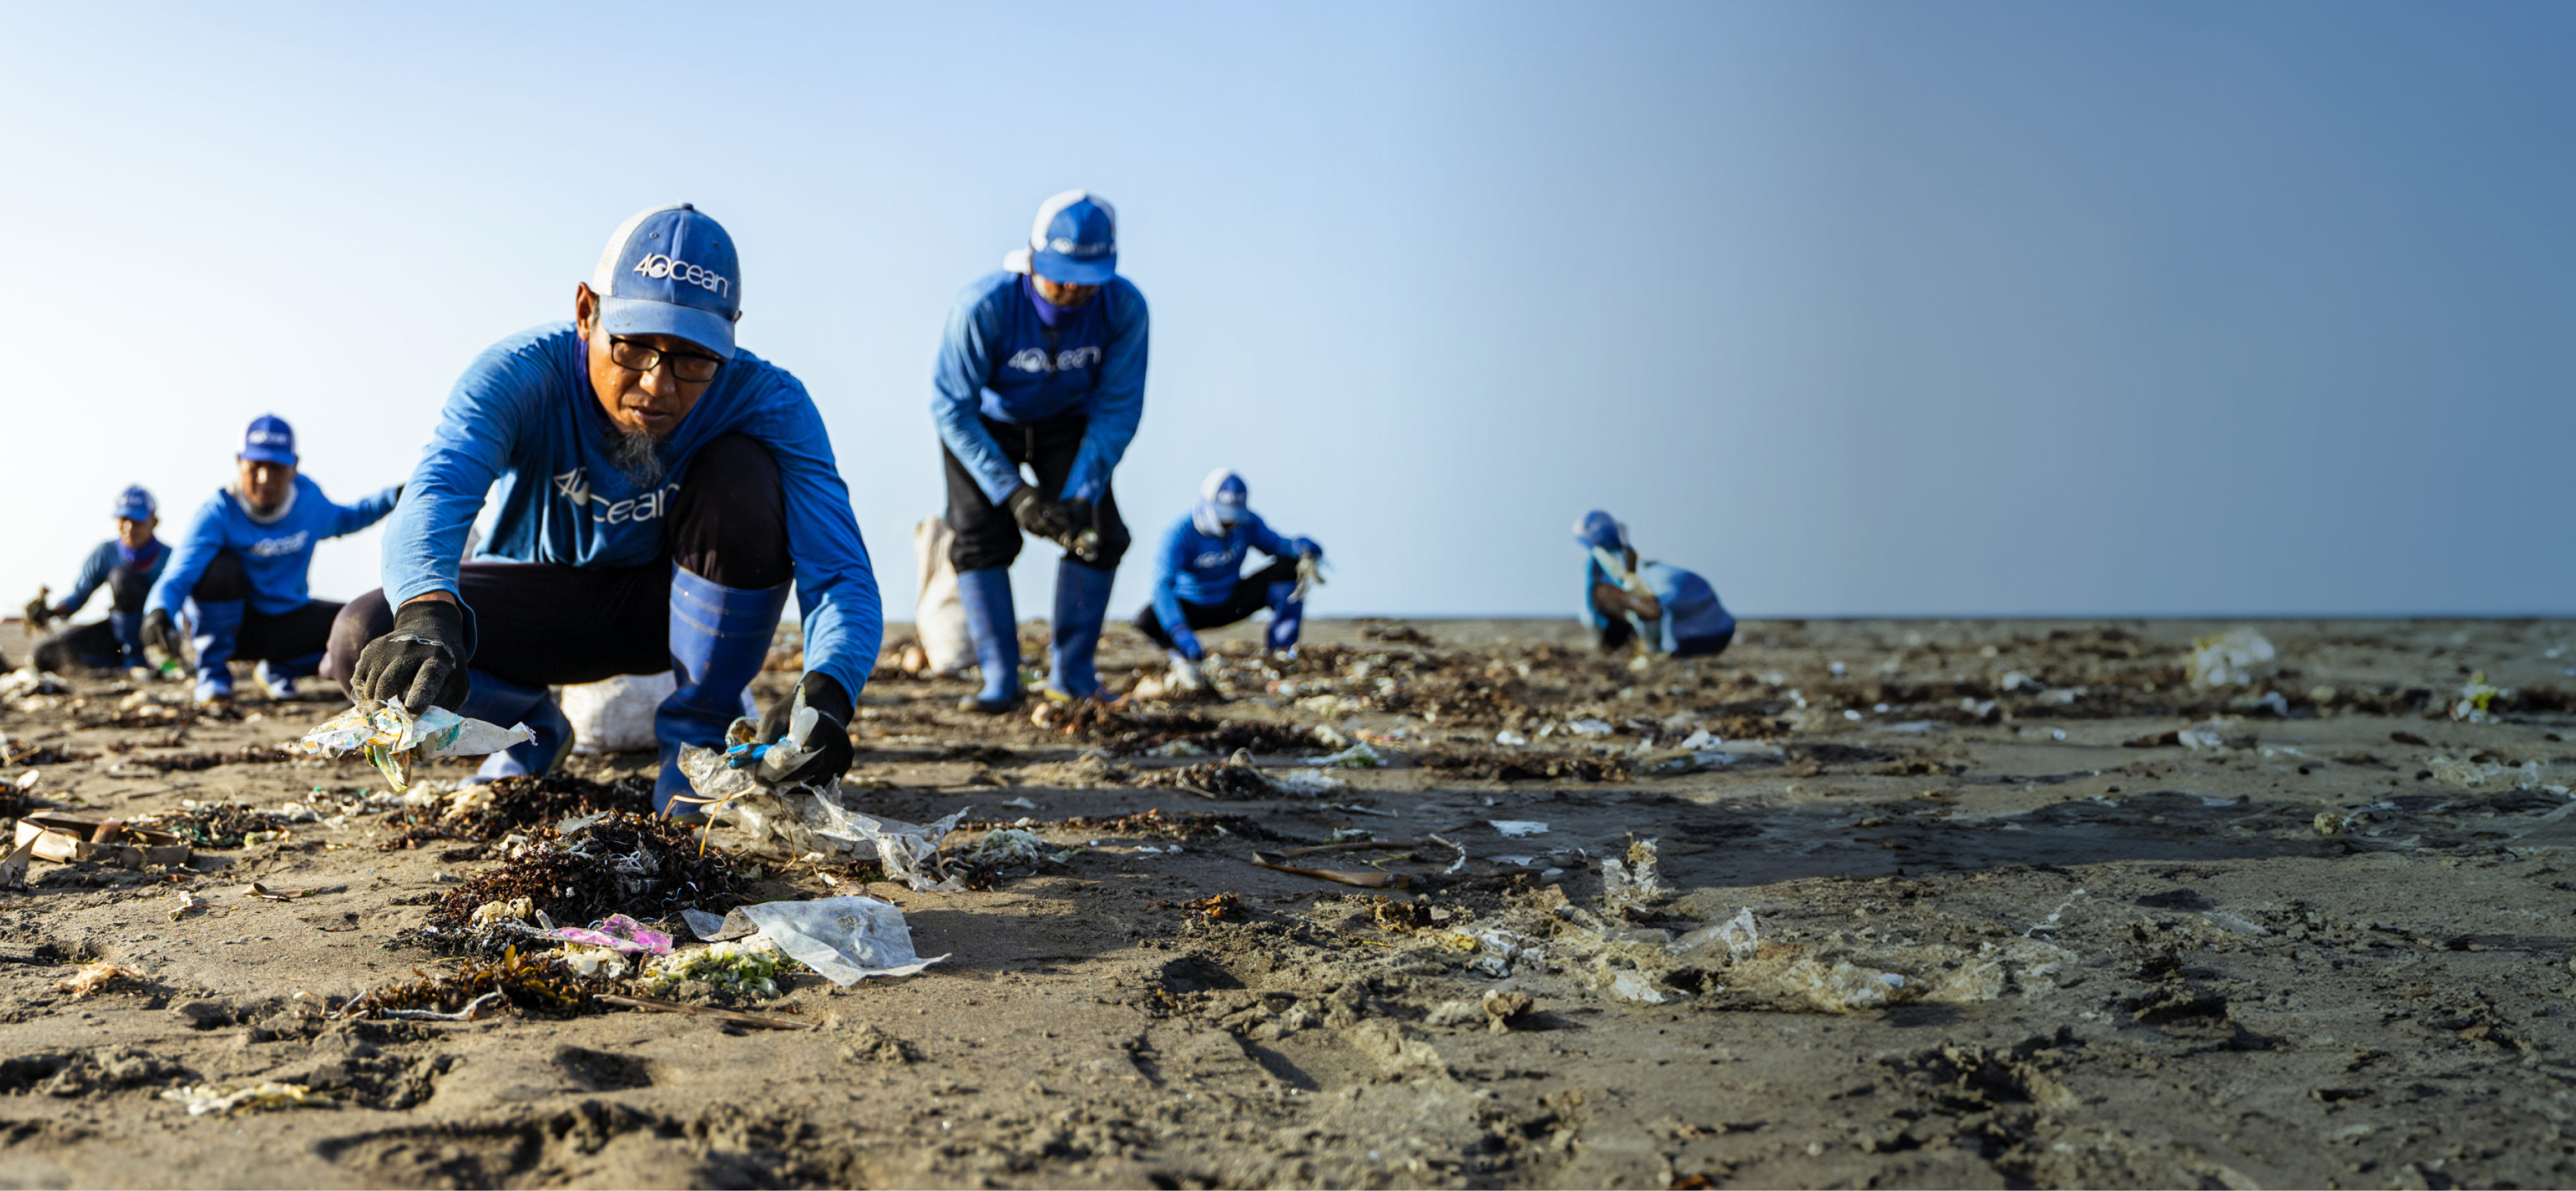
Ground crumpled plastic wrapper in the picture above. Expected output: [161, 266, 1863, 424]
[294, 700, 531, 792]
[160, 1081, 333, 1117]
[681, 731, 972, 892]
[741, 896, 947, 985]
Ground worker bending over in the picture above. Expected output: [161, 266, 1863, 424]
[1136, 469, 1322, 674]
[30, 486, 170, 674]
[142, 418, 398, 703]
[1574, 510, 1733, 658]
[326, 203, 880, 815]
[932, 191, 1147, 711]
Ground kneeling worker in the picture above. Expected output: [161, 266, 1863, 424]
[1574, 510, 1733, 658]
[31, 486, 170, 674]
[325, 203, 881, 815]
[1135, 469, 1322, 672]
[141, 419, 399, 703]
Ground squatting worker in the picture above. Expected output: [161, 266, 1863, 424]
[1574, 510, 1735, 659]
[934, 190, 1148, 713]
[142, 417, 400, 703]
[30, 486, 170, 674]
[1134, 469, 1324, 666]
[324, 203, 881, 817]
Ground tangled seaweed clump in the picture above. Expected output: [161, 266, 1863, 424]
[961, 807, 1281, 843]
[343, 946, 598, 1019]
[378, 773, 655, 851]
[415, 811, 757, 953]
[139, 802, 294, 849]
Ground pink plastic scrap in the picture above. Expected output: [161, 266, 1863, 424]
[544, 914, 674, 955]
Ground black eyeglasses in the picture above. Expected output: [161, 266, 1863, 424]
[608, 336, 726, 382]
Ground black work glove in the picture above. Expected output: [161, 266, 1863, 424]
[142, 609, 182, 658]
[1005, 485, 1075, 539]
[756, 672, 855, 788]
[351, 599, 472, 712]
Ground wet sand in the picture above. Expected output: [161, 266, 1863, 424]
[2, 615, 2573, 1189]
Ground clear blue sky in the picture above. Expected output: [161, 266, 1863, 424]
[4, 2, 2569, 622]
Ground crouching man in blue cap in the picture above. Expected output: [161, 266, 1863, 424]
[323, 203, 881, 817]
[31, 486, 172, 674]
[138, 419, 399, 703]
[933, 191, 1147, 712]
[1134, 470, 1322, 674]
[1574, 511, 1734, 659]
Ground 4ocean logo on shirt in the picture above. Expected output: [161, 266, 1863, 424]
[552, 468, 682, 525]
[246, 531, 312, 559]
[1004, 346, 1104, 374]
[631, 254, 732, 298]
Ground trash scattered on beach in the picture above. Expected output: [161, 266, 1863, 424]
[1307, 742, 1384, 768]
[13, 813, 190, 869]
[294, 701, 530, 792]
[160, 1081, 333, 1117]
[739, 896, 948, 985]
[1249, 850, 1408, 888]
[1489, 820, 1550, 838]
[644, 935, 794, 998]
[2186, 629, 2277, 688]
[56, 961, 147, 999]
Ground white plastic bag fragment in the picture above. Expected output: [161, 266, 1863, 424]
[1489, 820, 1550, 839]
[2186, 629, 2276, 688]
[741, 896, 949, 985]
[843, 809, 973, 891]
[561, 672, 676, 754]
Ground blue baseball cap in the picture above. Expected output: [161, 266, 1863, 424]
[1573, 510, 1625, 552]
[111, 485, 155, 521]
[240, 415, 297, 466]
[589, 203, 742, 357]
[1007, 191, 1118, 285]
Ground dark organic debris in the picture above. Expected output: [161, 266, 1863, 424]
[1418, 749, 1633, 783]
[414, 812, 755, 953]
[967, 807, 1281, 843]
[343, 945, 598, 1020]
[1138, 754, 1279, 800]
[137, 802, 290, 849]
[377, 774, 654, 851]
[1, 741, 92, 767]
[1161, 892, 1244, 924]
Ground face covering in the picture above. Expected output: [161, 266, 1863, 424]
[118, 539, 160, 569]
[1024, 274, 1075, 328]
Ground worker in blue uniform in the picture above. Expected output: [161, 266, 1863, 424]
[1134, 469, 1322, 666]
[30, 486, 170, 673]
[932, 191, 1148, 712]
[1574, 510, 1734, 658]
[325, 203, 881, 815]
[140, 418, 399, 703]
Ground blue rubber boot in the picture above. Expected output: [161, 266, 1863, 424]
[955, 567, 1023, 713]
[1265, 580, 1305, 654]
[187, 599, 244, 703]
[454, 669, 574, 784]
[1044, 560, 1116, 701]
[109, 611, 146, 670]
[654, 568, 792, 815]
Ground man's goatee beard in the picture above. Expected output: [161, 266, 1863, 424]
[611, 427, 666, 484]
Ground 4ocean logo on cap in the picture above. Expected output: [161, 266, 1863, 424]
[631, 254, 732, 298]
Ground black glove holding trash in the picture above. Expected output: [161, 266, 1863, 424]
[753, 672, 855, 788]
[350, 598, 472, 711]
[1005, 484, 1076, 540]
[141, 609, 182, 658]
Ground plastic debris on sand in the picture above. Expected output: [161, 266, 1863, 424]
[969, 827, 1079, 866]
[1489, 820, 1550, 839]
[644, 936, 792, 998]
[1567, 717, 1615, 737]
[160, 1081, 333, 1117]
[1601, 838, 1670, 911]
[2186, 629, 2277, 688]
[1306, 743, 1383, 768]
[295, 701, 531, 792]
[56, 961, 147, 998]
[2453, 673, 2506, 723]
[537, 913, 672, 954]
[2427, 755, 2545, 792]
[741, 896, 948, 985]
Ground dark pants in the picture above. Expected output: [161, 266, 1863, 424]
[33, 564, 160, 671]
[1132, 558, 1299, 648]
[942, 411, 1130, 574]
[1592, 617, 1734, 659]
[322, 434, 790, 692]
[194, 550, 343, 662]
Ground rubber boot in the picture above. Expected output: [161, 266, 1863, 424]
[1265, 580, 1305, 654]
[654, 568, 793, 815]
[187, 599, 244, 703]
[1044, 560, 1116, 701]
[454, 669, 575, 784]
[256, 652, 325, 701]
[955, 567, 1022, 713]
[109, 611, 146, 670]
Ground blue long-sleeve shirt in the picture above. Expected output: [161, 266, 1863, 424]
[932, 271, 1148, 506]
[149, 476, 398, 617]
[1150, 511, 1316, 657]
[380, 323, 881, 700]
[1580, 555, 1734, 652]
[58, 539, 166, 615]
